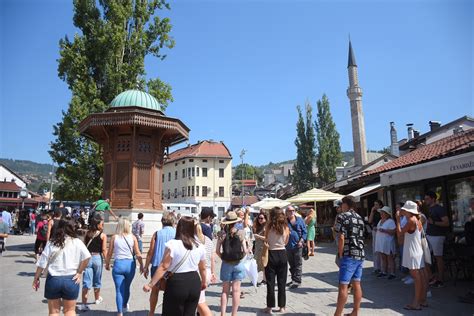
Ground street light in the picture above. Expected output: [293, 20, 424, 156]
[48, 164, 54, 210]
[239, 149, 246, 207]
[19, 187, 28, 211]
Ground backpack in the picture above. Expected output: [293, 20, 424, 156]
[221, 232, 244, 262]
[40, 221, 48, 239]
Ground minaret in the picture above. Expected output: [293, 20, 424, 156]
[346, 40, 368, 166]
[390, 122, 400, 157]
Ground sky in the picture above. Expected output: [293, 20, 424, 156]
[1, 0, 473, 167]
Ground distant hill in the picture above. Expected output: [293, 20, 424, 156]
[256, 151, 355, 171]
[0, 158, 55, 193]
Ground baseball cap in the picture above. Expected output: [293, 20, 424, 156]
[200, 207, 216, 219]
[333, 199, 343, 207]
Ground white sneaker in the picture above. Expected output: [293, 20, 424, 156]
[95, 296, 103, 305]
[123, 303, 129, 312]
[404, 277, 414, 285]
[77, 304, 90, 311]
[427, 290, 432, 298]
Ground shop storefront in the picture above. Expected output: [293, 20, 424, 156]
[381, 152, 474, 233]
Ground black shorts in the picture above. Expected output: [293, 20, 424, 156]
[35, 239, 47, 255]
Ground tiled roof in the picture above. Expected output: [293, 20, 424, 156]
[166, 140, 232, 163]
[231, 196, 259, 206]
[0, 181, 21, 192]
[241, 180, 257, 186]
[366, 129, 474, 176]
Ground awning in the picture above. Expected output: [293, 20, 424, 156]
[251, 198, 290, 209]
[380, 152, 474, 186]
[286, 188, 344, 204]
[348, 182, 381, 202]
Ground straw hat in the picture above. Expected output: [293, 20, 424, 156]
[221, 211, 242, 225]
[401, 200, 419, 215]
[377, 206, 393, 217]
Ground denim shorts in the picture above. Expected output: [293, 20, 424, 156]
[83, 254, 103, 289]
[339, 256, 364, 285]
[220, 260, 245, 282]
[45, 274, 80, 300]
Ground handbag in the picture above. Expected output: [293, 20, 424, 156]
[261, 242, 269, 268]
[420, 228, 432, 265]
[158, 249, 191, 291]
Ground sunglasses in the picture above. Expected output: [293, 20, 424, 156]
[258, 217, 265, 220]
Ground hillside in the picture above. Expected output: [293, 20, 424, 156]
[0, 158, 55, 193]
[256, 151, 355, 171]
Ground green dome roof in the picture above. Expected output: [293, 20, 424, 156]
[110, 90, 162, 111]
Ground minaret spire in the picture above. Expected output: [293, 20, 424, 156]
[346, 39, 368, 166]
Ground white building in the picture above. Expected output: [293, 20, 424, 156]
[0, 164, 27, 188]
[162, 140, 232, 218]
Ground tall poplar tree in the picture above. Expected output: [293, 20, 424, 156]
[50, 0, 175, 201]
[293, 103, 315, 193]
[314, 94, 342, 186]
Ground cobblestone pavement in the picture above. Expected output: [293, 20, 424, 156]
[1, 235, 473, 315]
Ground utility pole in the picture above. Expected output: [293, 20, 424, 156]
[48, 164, 54, 210]
[239, 149, 246, 207]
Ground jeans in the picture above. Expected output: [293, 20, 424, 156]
[30, 221, 36, 235]
[83, 254, 103, 289]
[265, 249, 288, 308]
[137, 239, 143, 253]
[112, 259, 136, 313]
[287, 247, 303, 284]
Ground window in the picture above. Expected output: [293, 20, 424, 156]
[202, 186, 208, 197]
[189, 159, 194, 162]
[191, 186, 195, 196]
[162, 190, 164, 197]
[182, 161, 185, 164]
[167, 190, 170, 199]
[202, 167, 208, 177]
[188, 167, 192, 178]
[192, 167, 195, 177]
[182, 187, 186, 197]
[219, 168, 224, 178]
[162, 174, 165, 183]
[196, 167, 200, 177]
[219, 186, 224, 197]
[182, 169, 186, 178]
[175, 163, 178, 166]
[188, 186, 191, 197]
[174, 188, 177, 198]
[203, 159, 207, 163]
[449, 177, 473, 230]
[196, 186, 200, 196]
[219, 160, 224, 163]
[174, 171, 178, 180]
[168, 172, 171, 181]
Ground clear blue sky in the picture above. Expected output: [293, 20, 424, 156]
[1, 0, 472, 166]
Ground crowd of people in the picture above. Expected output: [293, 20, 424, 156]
[2, 191, 467, 315]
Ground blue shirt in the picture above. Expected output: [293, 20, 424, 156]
[151, 226, 176, 267]
[1, 211, 12, 229]
[201, 223, 213, 240]
[287, 217, 307, 250]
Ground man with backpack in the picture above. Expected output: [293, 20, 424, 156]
[216, 211, 249, 316]
[286, 206, 307, 289]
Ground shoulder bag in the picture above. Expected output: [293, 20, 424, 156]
[420, 226, 432, 265]
[158, 249, 191, 291]
[123, 235, 136, 261]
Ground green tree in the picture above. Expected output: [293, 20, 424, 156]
[314, 94, 342, 186]
[293, 103, 315, 193]
[234, 164, 263, 183]
[50, 0, 175, 201]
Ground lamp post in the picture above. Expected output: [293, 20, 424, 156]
[48, 164, 54, 210]
[19, 187, 28, 211]
[239, 149, 246, 207]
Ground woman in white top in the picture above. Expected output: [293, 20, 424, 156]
[375, 206, 397, 279]
[105, 218, 144, 316]
[33, 219, 91, 316]
[396, 201, 428, 311]
[144, 216, 207, 316]
[195, 222, 216, 316]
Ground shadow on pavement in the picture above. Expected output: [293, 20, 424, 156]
[17, 271, 36, 277]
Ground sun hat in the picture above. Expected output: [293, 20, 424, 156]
[377, 206, 393, 217]
[221, 211, 242, 225]
[401, 200, 419, 215]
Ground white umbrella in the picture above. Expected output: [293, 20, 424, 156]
[251, 198, 290, 210]
[286, 188, 344, 204]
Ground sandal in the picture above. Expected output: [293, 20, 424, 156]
[262, 307, 273, 314]
[404, 305, 422, 311]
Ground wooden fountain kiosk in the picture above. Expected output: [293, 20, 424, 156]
[79, 90, 189, 234]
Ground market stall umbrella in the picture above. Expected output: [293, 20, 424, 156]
[286, 188, 344, 204]
[251, 197, 290, 210]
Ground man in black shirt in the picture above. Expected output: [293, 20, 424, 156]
[424, 191, 449, 288]
[334, 196, 365, 316]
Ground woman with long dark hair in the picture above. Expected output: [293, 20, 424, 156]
[263, 207, 290, 314]
[253, 210, 267, 286]
[32, 219, 91, 316]
[78, 216, 107, 311]
[143, 216, 207, 316]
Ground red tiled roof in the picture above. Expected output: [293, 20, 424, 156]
[366, 129, 474, 176]
[166, 140, 232, 163]
[241, 180, 257, 186]
[231, 196, 259, 206]
[0, 181, 21, 192]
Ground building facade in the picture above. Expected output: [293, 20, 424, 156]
[162, 140, 232, 217]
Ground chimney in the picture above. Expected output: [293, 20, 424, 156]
[407, 123, 414, 140]
[390, 122, 400, 157]
[429, 121, 441, 131]
[414, 130, 420, 138]
[453, 125, 464, 135]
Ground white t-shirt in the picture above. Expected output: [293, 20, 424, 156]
[37, 237, 91, 276]
[166, 239, 205, 273]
